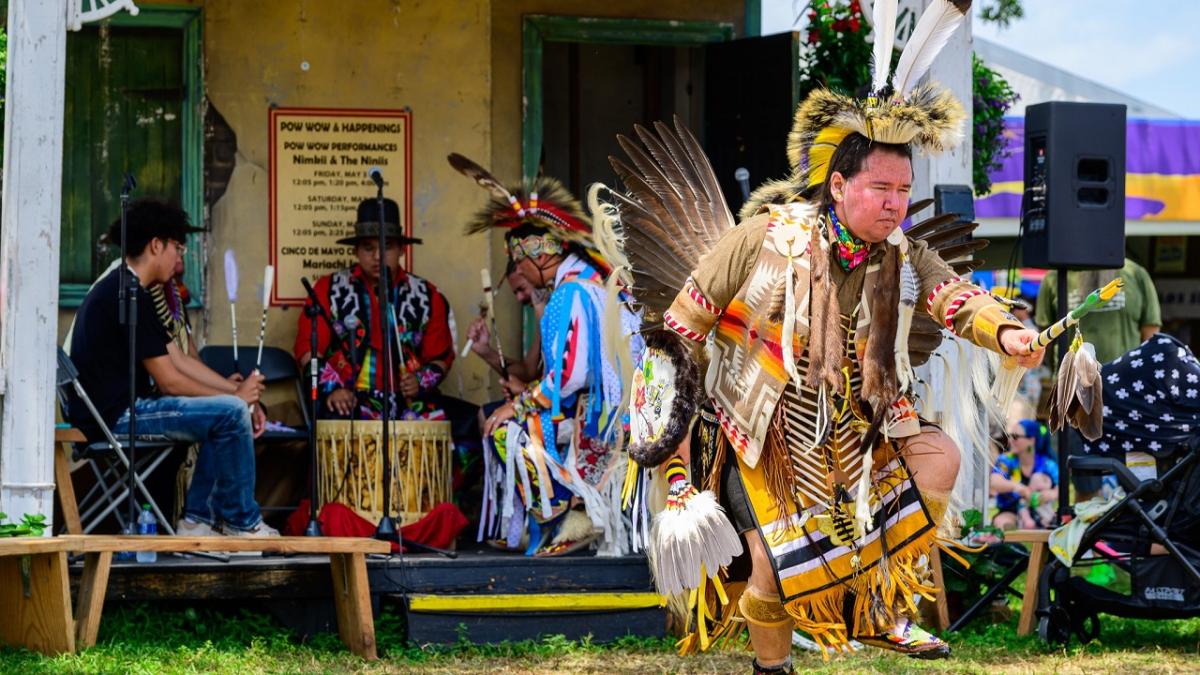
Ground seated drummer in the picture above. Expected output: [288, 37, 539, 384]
[68, 199, 276, 537]
[296, 197, 460, 424]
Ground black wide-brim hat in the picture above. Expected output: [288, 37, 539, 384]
[336, 197, 423, 246]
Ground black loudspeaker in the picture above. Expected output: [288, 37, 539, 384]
[1021, 102, 1126, 269]
[935, 184, 975, 222]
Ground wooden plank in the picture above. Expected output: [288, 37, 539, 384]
[1006, 529, 1052, 544]
[1017, 541, 1049, 636]
[0, 551, 76, 655]
[55, 440, 83, 535]
[406, 606, 666, 645]
[74, 551, 112, 648]
[408, 592, 662, 613]
[330, 552, 377, 660]
[0, 538, 74, 555]
[59, 535, 390, 554]
[96, 561, 333, 601]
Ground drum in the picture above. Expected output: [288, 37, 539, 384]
[315, 420, 453, 525]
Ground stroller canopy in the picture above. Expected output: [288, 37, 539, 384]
[1083, 334, 1200, 458]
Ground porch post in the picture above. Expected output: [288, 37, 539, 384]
[0, 0, 68, 525]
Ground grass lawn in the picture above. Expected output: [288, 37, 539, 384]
[1, 601, 1197, 674]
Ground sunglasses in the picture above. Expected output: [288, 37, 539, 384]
[1007, 433, 1029, 441]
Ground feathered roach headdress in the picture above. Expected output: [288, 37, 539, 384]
[448, 153, 593, 248]
[743, 0, 971, 217]
[751, 0, 973, 421]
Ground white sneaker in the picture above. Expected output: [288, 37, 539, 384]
[224, 520, 280, 537]
[176, 518, 220, 536]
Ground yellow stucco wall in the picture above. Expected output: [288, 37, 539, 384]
[57, 0, 743, 405]
[200, 0, 495, 403]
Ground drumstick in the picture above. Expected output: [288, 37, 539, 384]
[481, 268, 509, 381]
[254, 264, 273, 373]
[460, 300, 488, 357]
[224, 249, 239, 362]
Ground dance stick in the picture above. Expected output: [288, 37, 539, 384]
[224, 249, 239, 362]
[993, 277, 1124, 411]
[456, 269, 499, 357]
[481, 268, 509, 380]
[254, 265, 274, 372]
[1020, 277, 1124, 354]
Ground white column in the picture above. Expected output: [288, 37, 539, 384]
[0, 0, 68, 525]
[909, 0, 974, 204]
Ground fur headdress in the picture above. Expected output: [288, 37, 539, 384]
[742, 0, 971, 218]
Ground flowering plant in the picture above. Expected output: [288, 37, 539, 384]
[972, 53, 1020, 195]
[797, 1, 873, 98]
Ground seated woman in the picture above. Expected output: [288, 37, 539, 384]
[991, 419, 1059, 530]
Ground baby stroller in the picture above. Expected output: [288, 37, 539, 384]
[1036, 334, 1200, 644]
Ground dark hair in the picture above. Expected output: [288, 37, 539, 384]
[504, 222, 549, 243]
[814, 133, 913, 210]
[104, 198, 195, 257]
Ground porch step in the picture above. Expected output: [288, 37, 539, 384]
[404, 591, 665, 644]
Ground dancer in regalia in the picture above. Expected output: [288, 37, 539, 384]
[612, 1, 1047, 668]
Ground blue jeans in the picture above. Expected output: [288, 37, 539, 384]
[113, 395, 262, 531]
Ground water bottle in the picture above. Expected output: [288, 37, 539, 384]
[136, 504, 158, 564]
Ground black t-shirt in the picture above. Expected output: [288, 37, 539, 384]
[68, 266, 171, 440]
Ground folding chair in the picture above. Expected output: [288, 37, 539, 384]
[55, 348, 178, 535]
[200, 346, 310, 515]
[199, 345, 310, 441]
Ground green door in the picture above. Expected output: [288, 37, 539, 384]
[61, 25, 183, 288]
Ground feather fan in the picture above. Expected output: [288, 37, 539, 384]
[892, 0, 972, 96]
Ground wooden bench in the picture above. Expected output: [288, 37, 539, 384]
[0, 535, 390, 659]
[1004, 529, 1052, 636]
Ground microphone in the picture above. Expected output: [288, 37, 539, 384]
[122, 172, 137, 196]
[734, 167, 750, 201]
[367, 167, 384, 188]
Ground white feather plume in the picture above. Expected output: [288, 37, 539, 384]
[870, 0, 899, 94]
[892, 0, 971, 96]
[261, 265, 275, 306]
[649, 488, 742, 598]
[223, 249, 239, 303]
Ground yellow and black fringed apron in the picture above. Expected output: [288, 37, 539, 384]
[735, 316, 937, 650]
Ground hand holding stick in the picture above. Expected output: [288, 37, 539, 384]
[1020, 278, 1124, 355]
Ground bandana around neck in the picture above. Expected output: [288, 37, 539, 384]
[828, 207, 870, 271]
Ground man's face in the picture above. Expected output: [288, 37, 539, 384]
[148, 238, 185, 284]
[355, 239, 402, 280]
[508, 270, 535, 305]
[830, 150, 913, 244]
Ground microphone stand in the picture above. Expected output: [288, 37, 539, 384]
[372, 177, 399, 543]
[303, 298, 323, 537]
[118, 173, 139, 538]
[366, 173, 455, 558]
[299, 277, 366, 536]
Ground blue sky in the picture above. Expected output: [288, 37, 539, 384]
[762, 1, 1200, 119]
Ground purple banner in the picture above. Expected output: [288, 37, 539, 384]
[975, 118, 1200, 221]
